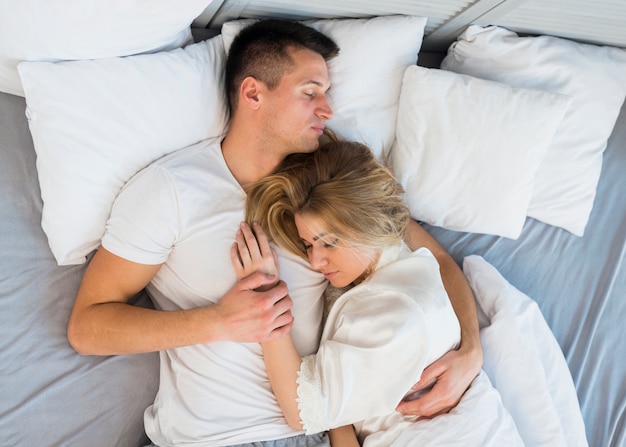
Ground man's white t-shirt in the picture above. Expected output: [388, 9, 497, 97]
[102, 139, 327, 447]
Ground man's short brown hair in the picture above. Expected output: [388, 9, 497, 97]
[225, 19, 339, 112]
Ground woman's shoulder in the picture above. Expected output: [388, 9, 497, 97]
[366, 244, 457, 316]
[372, 244, 441, 286]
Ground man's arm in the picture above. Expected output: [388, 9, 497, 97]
[67, 246, 293, 356]
[399, 219, 483, 416]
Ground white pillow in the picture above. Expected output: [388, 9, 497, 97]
[221, 15, 428, 160]
[18, 36, 229, 265]
[0, 0, 213, 96]
[441, 25, 626, 236]
[390, 66, 570, 239]
[463, 255, 587, 447]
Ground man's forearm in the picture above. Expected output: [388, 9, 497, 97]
[68, 302, 223, 356]
[68, 246, 295, 355]
[404, 220, 482, 361]
[436, 252, 482, 360]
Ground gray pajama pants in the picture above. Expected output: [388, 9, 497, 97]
[144, 431, 330, 447]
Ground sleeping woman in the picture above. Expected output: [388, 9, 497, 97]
[231, 138, 523, 446]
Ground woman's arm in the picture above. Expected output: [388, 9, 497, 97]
[264, 335, 362, 444]
[263, 338, 362, 444]
[231, 221, 304, 428]
[261, 337, 304, 429]
[400, 219, 483, 416]
[233, 222, 361, 439]
[328, 425, 360, 447]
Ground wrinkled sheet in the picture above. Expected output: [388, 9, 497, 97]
[425, 102, 626, 447]
[0, 91, 160, 447]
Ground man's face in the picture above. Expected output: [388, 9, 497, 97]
[261, 47, 333, 154]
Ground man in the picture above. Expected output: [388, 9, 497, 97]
[68, 19, 481, 447]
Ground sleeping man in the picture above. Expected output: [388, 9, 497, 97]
[67, 19, 482, 447]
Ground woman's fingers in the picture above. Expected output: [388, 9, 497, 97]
[240, 222, 262, 259]
[251, 222, 273, 257]
[235, 226, 252, 263]
[233, 222, 280, 279]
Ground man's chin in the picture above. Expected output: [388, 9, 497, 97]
[296, 139, 321, 154]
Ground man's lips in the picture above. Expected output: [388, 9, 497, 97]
[312, 125, 325, 135]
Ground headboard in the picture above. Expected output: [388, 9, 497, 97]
[192, 0, 626, 51]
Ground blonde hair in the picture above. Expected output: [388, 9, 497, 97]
[245, 137, 410, 259]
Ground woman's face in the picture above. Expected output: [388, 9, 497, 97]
[294, 213, 378, 288]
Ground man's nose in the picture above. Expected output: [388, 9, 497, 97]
[316, 95, 333, 121]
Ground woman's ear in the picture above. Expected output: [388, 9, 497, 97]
[240, 76, 264, 110]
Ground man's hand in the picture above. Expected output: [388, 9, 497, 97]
[212, 272, 294, 343]
[395, 345, 481, 417]
[69, 244, 293, 354]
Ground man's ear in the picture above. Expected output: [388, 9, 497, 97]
[240, 76, 264, 110]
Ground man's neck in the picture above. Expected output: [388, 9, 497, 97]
[221, 129, 284, 192]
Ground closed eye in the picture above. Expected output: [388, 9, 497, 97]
[323, 238, 339, 249]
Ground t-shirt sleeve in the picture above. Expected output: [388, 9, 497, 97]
[102, 164, 180, 265]
[296, 290, 430, 433]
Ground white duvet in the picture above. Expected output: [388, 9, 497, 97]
[464, 255, 588, 447]
[370, 255, 588, 447]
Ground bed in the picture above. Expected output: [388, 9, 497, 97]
[1, 1, 625, 446]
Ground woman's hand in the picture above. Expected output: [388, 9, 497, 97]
[231, 222, 280, 290]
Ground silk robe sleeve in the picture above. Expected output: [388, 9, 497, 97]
[296, 288, 431, 434]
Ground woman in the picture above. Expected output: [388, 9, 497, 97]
[231, 139, 522, 446]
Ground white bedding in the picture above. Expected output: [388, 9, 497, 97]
[465, 256, 587, 447]
[366, 256, 588, 447]
[4, 8, 620, 446]
[386, 371, 522, 446]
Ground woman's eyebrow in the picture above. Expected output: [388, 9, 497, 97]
[312, 232, 328, 242]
